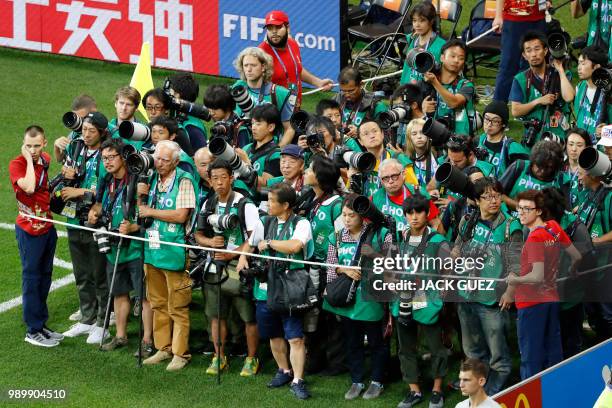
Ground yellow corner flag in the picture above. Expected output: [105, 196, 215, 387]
[130, 42, 154, 122]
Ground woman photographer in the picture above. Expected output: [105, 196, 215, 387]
[563, 127, 592, 210]
[403, 118, 439, 187]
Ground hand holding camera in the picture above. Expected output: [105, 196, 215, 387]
[538, 93, 557, 106]
[62, 166, 77, 180]
[60, 186, 83, 201]
[54, 136, 70, 152]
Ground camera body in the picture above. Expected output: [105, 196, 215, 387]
[162, 78, 212, 122]
[305, 132, 325, 149]
[379, 104, 411, 129]
[88, 215, 112, 254]
[197, 210, 240, 237]
[522, 118, 542, 147]
[239, 260, 269, 299]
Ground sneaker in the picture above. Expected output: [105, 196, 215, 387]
[68, 309, 82, 322]
[62, 322, 93, 338]
[448, 379, 460, 391]
[133, 341, 154, 358]
[240, 356, 260, 377]
[42, 326, 64, 341]
[429, 391, 444, 408]
[206, 354, 228, 375]
[397, 391, 423, 408]
[363, 382, 384, 400]
[100, 336, 128, 351]
[166, 355, 189, 371]
[344, 383, 365, 400]
[25, 332, 59, 348]
[268, 369, 293, 388]
[143, 350, 173, 365]
[86, 325, 110, 344]
[289, 379, 311, 400]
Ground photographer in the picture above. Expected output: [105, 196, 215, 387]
[237, 182, 314, 400]
[323, 193, 392, 401]
[574, 46, 611, 140]
[108, 86, 144, 148]
[54, 94, 97, 162]
[564, 128, 592, 209]
[204, 84, 251, 148]
[138, 140, 196, 371]
[349, 120, 417, 197]
[335, 67, 388, 138]
[571, 0, 612, 60]
[476, 101, 529, 178]
[452, 177, 523, 395]
[403, 118, 438, 187]
[389, 85, 426, 150]
[148, 115, 199, 182]
[167, 72, 208, 151]
[499, 140, 569, 212]
[232, 47, 295, 147]
[299, 116, 338, 167]
[267, 145, 305, 190]
[60, 112, 110, 345]
[316, 99, 343, 132]
[194, 147, 215, 210]
[10, 125, 62, 347]
[421, 39, 476, 136]
[87, 138, 153, 356]
[194, 158, 261, 377]
[510, 31, 574, 146]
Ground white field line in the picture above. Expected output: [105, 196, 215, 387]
[0, 223, 73, 313]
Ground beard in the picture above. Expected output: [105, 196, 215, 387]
[268, 32, 288, 48]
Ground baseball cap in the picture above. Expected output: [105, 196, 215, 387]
[281, 144, 304, 159]
[84, 112, 108, 131]
[597, 125, 612, 147]
[265, 10, 289, 27]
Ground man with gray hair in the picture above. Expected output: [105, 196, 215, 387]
[371, 158, 440, 236]
[137, 140, 197, 371]
[232, 46, 295, 146]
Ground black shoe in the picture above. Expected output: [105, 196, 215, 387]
[397, 391, 423, 408]
[268, 369, 293, 388]
[290, 379, 311, 400]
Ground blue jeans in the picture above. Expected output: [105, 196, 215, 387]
[457, 302, 512, 395]
[16, 226, 57, 334]
[517, 302, 563, 379]
[493, 19, 547, 102]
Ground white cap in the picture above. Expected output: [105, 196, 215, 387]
[597, 125, 612, 147]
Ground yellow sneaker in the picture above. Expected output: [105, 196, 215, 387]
[206, 354, 228, 375]
[240, 356, 260, 377]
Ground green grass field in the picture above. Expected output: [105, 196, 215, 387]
[0, 2, 594, 406]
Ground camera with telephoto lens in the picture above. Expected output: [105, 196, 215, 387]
[350, 195, 396, 230]
[88, 215, 112, 254]
[379, 104, 411, 129]
[579, 146, 612, 183]
[208, 137, 258, 187]
[290, 110, 311, 137]
[231, 85, 255, 118]
[239, 260, 269, 299]
[62, 111, 83, 133]
[334, 147, 376, 172]
[446, 134, 488, 161]
[422, 117, 455, 147]
[162, 78, 212, 122]
[434, 162, 477, 200]
[548, 32, 569, 60]
[118, 121, 151, 142]
[125, 149, 155, 176]
[305, 132, 325, 149]
[197, 210, 240, 237]
[405, 48, 439, 74]
[592, 67, 612, 94]
[521, 119, 542, 147]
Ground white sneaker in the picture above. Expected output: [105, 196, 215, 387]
[62, 322, 93, 338]
[69, 309, 82, 322]
[86, 325, 110, 344]
[109, 312, 116, 327]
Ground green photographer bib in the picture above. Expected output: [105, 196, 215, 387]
[508, 160, 568, 200]
[435, 77, 475, 136]
[308, 195, 343, 261]
[574, 81, 612, 139]
[371, 184, 428, 235]
[180, 114, 208, 144]
[477, 134, 529, 178]
[243, 141, 281, 177]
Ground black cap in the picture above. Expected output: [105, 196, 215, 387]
[84, 112, 108, 131]
[483, 100, 509, 125]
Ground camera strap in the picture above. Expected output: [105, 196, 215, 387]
[264, 214, 298, 270]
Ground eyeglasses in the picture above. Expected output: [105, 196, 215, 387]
[101, 154, 120, 162]
[517, 206, 537, 213]
[480, 193, 502, 201]
[483, 117, 502, 126]
[146, 104, 164, 112]
[381, 172, 402, 183]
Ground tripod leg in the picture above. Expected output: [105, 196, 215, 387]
[137, 262, 144, 367]
[101, 237, 123, 349]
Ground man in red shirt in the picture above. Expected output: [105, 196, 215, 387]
[508, 189, 581, 379]
[259, 10, 334, 109]
[9, 126, 63, 347]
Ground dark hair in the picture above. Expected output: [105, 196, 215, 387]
[580, 45, 608, 67]
[207, 158, 233, 178]
[460, 358, 489, 379]
[463, 165, 484, 177]
[473, 177, 503, 200]
[358, 119, 382, 137]
[441, 38, 466, 55]
[516, 189, 546, 213]
[168, 73, 199, 102]
[342, 193, 361, 212]
[270, 182, 297, 208]
[520, 30, 548, 52]
[410, 2, 438, 32]
[338, 66, 362, 85]
[100, 137, 125, 156]
[541, 187, 567, 222]
[391, 83, 423, 107]
[447, 134, 475, 155]
[203, 84, 236, 112]
[315, 99, 341, 116]
[306, 116, 336, 141]
[403, 193, 430, 215]
[24, 125, 45, 139]
[149, 115, 179, 137]
[71, 94, 96, 111]
[142, 88, 169, 110]
[311, 155, 340, 194]
[565, 127, 592, 147]
[530, 140, 564, 174]
[251, 103, 281, 131]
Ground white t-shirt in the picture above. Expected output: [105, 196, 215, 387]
[249, 216, 312, 259]
[202, 192, 261, 250]
[455, 397, 501, 408]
